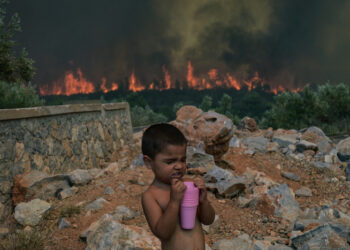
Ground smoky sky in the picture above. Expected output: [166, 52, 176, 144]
[7, 0, 350, 89]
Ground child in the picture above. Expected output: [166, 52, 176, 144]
[141, 123, 215, 250]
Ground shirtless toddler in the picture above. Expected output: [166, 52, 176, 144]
[141, 123, 215, 250]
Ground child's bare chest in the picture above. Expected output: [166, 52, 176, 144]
[155, 189, 172, 211]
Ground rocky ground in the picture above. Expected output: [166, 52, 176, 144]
[2, 108, 350, 249]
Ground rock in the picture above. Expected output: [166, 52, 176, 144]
[186, 146, 215, 174]
[113, 205, 136, 221]
[311, 161, 332, 172]
[58, 187, 77, 200]
[202, 215, 220, 234]
[85, 198, 109, 211]
[266, 142, 279, 153]
[237, 196, 258, 208]
[58, 217, 71, 230]
[104, 186, 115, 195]
[25, 175, 71, 201]
[68, 169, 93, 185]
[171, 106, 234, 161]
[0, 227, 9, 239]
[130, 154, 145, 168]
[212, 233, 253, 250]
[253, 240, 271, 250]
[337, 137, 350, 162]
[244, 149, 255, 156]
[272, 134, 298, 148]
[229, 136, 240, 148]
[296, 140, 318, 153]
[268, 245, 293, 250]
[281, 172, 300, 182]
[95, 162, 121, 178]
[118, 183, 125, 190]
[0, 203, 4, 220]
[85, 214, 161, 250]
[88, 168, 102, 178]
[204, 166, 246, 198]
[242, 136, 269, 153]
[291, 223, 348, 249]
[267, 184, 300, 222]
[346, 163, 350, 181]
[301, 126, 332, 154]
[14, 199, 51, 226]
[205, 243, 213, 250]
[12, 171, 49, 205]
[239, 116, 259, 132]
[295, 187, 312, 197]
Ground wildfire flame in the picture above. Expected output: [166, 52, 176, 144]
[39, 68, 95, 96]
[129, 72, 145, 92]
[101, 77, 119, 93]
[39, 61, 303, 96]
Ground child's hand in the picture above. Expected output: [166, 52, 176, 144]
[194, 177, 207, 203]
[170, 178, 186, 203]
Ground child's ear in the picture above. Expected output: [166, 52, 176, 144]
[143, 155, 153, 169]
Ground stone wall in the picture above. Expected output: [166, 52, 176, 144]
[0, 102, 133, 203]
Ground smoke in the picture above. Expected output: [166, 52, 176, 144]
[8, 0, 350, 89]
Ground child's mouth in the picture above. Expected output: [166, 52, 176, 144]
[171, 173, 183, 179]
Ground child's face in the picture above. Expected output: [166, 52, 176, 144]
[145, 144, 187, 185]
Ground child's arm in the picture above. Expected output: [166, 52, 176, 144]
[194, 177, 215, 225]
[142, 179, 186, 241]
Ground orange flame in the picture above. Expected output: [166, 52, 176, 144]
[226, 74, 241, 90]
[40, 68, 95, 96]
[39, 61, 303, 96]
[129, 72, 145, 92]
[101, 77, 119, 93]
[162, 65, 172, 90]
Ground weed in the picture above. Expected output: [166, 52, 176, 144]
[59, 205, 81, 218]
[0, 230, 45, 250]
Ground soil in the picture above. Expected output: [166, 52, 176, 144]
[4, 133, 350, 249]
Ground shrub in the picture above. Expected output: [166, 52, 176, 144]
[59, 205, 81, 218]
[0, 230, 45, 250]
[131, 105, 167, 127]
[0, 81, 44, 109]
[261, 83, 350, 135]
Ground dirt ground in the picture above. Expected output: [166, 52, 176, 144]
[24, 143, 349, 250]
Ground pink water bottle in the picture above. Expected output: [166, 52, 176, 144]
[180, 182, 199, 229]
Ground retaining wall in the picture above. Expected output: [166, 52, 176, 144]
[0, 102, 133, 203]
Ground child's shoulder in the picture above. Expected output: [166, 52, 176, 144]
[142, 183, 161, 199]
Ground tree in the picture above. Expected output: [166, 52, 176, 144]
[0, 0, 35, 83]
[199, 95, 212, 111]
[0, 81, 44, 108]
[216, 93, 233, 118]
[261, 83, 350, 135]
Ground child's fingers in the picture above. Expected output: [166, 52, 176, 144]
[170, 178, 179, 186]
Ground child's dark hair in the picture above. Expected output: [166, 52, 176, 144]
[142, 123, 187, 159]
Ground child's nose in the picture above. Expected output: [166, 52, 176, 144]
[174, 161, 185, 169]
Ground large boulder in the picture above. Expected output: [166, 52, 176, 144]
[291, 224, 348, 249]
[14, 198, 51, 226]
[12, 171, 70, 205]
[242, 136, 269, 153]
[336, 137, 350, 162]
[267, 184, 300, 222]
[301, 126, 332, 154]
[171, 106, 234, 161]
[84, 214, 160, 249]
[212, 234, 253, 250]
[238, 117, 259, 132]
[204, 166, 246, 198]
[186, 146, 215, 175]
